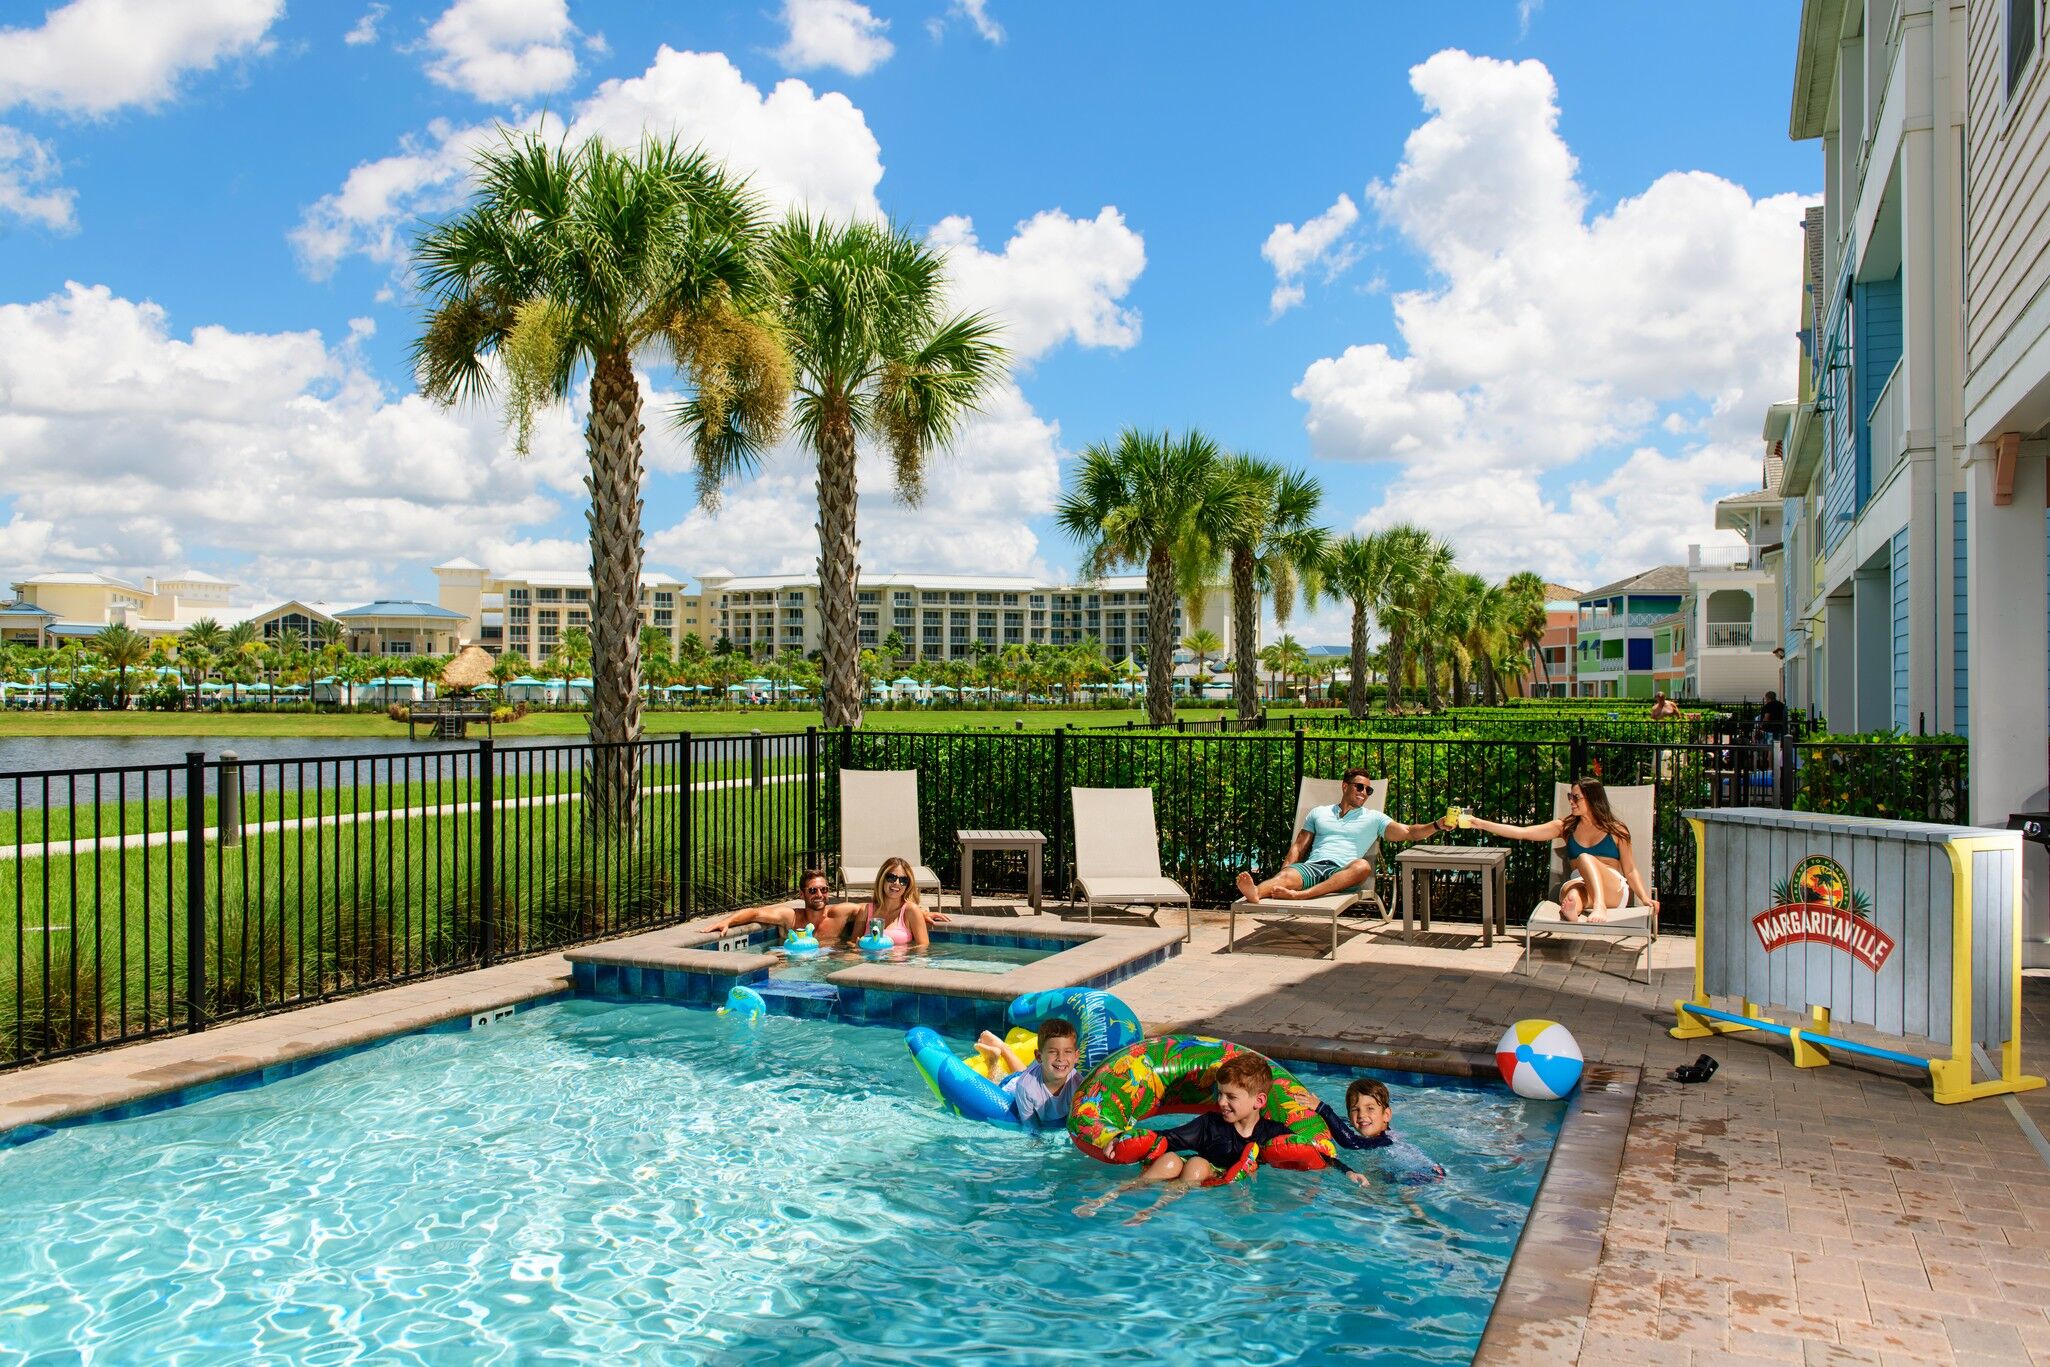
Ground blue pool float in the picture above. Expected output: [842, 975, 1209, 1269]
[717, 984, 767, 1022]
[782, 926, 823, 958]
[857, 924, 893, 956]
[905, 987, 1143, 1131]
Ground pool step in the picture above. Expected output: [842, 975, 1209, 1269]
[754, 978, 841, 1020]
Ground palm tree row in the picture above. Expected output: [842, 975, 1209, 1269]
[1053, 430, 1554, 726]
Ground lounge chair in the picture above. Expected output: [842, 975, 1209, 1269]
[1070, 787, 1193, 942]
[838, 769, 941, 899]
[1521, 782, 1657, 981]
[1228, 777, 1391, 957]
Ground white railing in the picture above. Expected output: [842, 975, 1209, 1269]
[1868, 358, 1905, 484]
[1705, 623, 1754, 649]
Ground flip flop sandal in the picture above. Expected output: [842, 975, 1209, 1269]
[1666, 1054, 1719, 1084]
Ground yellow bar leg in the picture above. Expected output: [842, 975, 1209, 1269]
[1790, 1005, 1831, 1069]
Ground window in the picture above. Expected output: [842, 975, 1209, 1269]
[949, 592, 967, 605]
[655, 592, 673, 606]
[385, 640, 412, 655]
[858, 591, 879, 604]
[2011, 0, 2038, 97]
[537, 588, 562, 602]
[568, 611, 590, 629]
[893, 591, 912, 605]
[507, 588, 529, 603]
[786, 591, 805, 603]
[859, 611, 878, 627]
[566, 588, 589, 603]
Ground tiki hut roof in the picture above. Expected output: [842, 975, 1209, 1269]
[440, 644, 494, 692]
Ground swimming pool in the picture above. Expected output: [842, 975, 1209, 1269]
[0, 1001, 1563, 1363]
[769, 940, 1055, 981]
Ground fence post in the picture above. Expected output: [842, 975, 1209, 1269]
[1291, 720, 1304, 796]
[1051, 725, 1068, 902]
[677, 733, 694, 921]
[183, 750, 206, 1033]
[218, 750, 242, 848]
[804, 726, 819, 868]
[749, 729, 764, 788]
[840, 724, 854, 771]
[1569, 733, 1589, 777]
[478, 737, 496, 967]
[1778, 737, 1797, 810]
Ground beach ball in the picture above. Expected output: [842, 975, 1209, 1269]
[1496, 1020, 1582, 1100]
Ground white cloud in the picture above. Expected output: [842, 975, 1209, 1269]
[0, 0, 281, 117]
[295, 47, 887, 279]
[1261, 193, 1359, 316]
[1292, 49, 1810, 586]
[774, 0, 893, 77]
[649, 381, 1061, 579]
[420, 0, 577, 103]
[0, 125, 76, 230]
[345, 4, 387, 47]
[0, 283, 592, 602]
[927, 208, 1145, 361]
[942, 0, 1004, 43]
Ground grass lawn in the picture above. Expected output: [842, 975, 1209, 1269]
[0, 705, 1286, 740]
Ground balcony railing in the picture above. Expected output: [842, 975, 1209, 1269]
[1868, 358, 1905, 486]
[1705, 623, 1754, 649]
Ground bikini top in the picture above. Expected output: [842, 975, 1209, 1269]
[863, 902, 914, 946]
[1564, 824, 1622, 862]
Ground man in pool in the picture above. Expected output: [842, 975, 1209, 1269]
[699, 869, 949, 942]
[1234, 768, 1447, 905]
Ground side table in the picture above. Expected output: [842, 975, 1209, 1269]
[1394, 845, 1510, 946]
[956, 829, 1046, 915]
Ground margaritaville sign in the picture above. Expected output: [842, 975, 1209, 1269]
[1750, 855, 1896, 972]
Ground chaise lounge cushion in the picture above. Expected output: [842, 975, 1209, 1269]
[1526, 900, 1656, 936]
[1076, 874, 1190, 905]
[843, 863, 941, 895]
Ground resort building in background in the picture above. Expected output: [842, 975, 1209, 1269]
[432, 560, 699, 666]
[1524, 583, 1581, 698]
[1681, 429, 1785, 703]
[1572, 566, 1689, 698]
[4, 570, 465, 656]
[690, 570, 1230, 668]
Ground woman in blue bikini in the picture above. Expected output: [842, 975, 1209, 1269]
[1462, 777, 1656, 922]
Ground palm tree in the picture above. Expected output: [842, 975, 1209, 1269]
[1502, 571, 1552, 697]
[1058, 430, 1241, 725]
[1199, 454, 1327, 724]
[1179, 627, 1223, 697]
[686, 215, 1005, 730]
[92, 624, 150, 709]
[1259, 634, 1309, 706]
[1374, 524, 1450, 713]
[1320, 532, 1401, 719]
[413, 132, 788, 822]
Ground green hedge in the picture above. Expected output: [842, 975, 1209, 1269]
[1792, 734, 1968, 823]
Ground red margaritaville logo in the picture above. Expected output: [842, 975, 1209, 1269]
[1751, 855, 1895, 972]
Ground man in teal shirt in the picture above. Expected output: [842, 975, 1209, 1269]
[1235, 768, 1446, 903]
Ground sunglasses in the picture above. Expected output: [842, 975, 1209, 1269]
[802, 885, 831, 897]
[1566, 792, 1584, 804]
[1348, 781, 1372, 792]
[883, 874, 910, 886]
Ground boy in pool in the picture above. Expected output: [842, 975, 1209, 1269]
[1318, 1079, 1446, 1184]
[975, 1018, 1081, 1129]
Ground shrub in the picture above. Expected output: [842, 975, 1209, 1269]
[387, 703, 411, 723]
[1793, 733, 1967, 822]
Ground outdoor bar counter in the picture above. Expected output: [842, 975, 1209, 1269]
[1671, 807, 2043, 1103]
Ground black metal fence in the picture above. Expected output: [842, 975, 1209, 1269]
[3, 722, 1966, 1069]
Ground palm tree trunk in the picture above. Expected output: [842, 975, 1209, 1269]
[585, 346, 646, 827]
[1145, 546, 1176, 726]
[1349, 602, 1370, 719]
[816, 410, 865, 730]
[1230, 548, 1258, 722]
[1421, 639, 1441, 711]
[1385, 625, 1408, 713]
[1450, 654, 1466, 709]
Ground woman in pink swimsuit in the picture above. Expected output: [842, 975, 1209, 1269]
[858, 856, 931, 948]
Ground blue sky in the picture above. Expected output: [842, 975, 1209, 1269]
[0, 0, 1816, 636]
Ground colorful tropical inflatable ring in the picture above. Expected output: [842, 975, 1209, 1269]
[904, 987, 1143, 1131]
[1067, 1035, 1336, 1184]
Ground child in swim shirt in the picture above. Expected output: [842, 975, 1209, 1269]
[1318, 1078, 1445, 1184]
[977, 1018, 1080, 1129]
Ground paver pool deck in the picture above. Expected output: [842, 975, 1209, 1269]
[4, 904, 2046, 1365]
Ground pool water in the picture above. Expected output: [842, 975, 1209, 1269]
[0, 1001, 1562, 1364]
[769, 940, 1053, 982]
